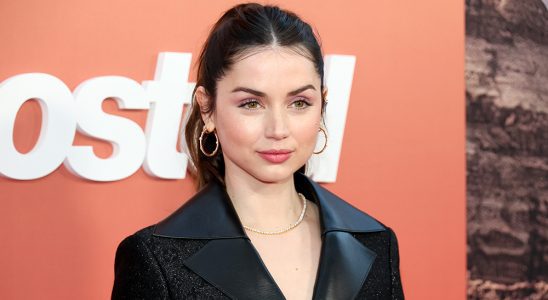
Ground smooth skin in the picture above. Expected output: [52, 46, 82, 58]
[195, 46, 325, 299]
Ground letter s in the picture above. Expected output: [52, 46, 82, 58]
[65, 76, 149, 181]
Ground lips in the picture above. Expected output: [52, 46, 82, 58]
[257, 149, 293, 163]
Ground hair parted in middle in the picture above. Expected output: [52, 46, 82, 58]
[184, 2, 327, 190]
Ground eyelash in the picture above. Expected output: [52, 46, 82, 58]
[292, 98, 312, 110]
[238, 99, 262, 110]
[238, 98, 312, 110]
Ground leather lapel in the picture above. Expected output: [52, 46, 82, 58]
[153, 182, 247, 239]
[312, 231, 377, 300]
[299, 174, 382, 300]
[152, 172, 386, 300]
[184, 238, 285, 299]
[181, 232, 377, 300]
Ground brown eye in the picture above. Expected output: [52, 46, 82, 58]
[246, 102, 258, 109]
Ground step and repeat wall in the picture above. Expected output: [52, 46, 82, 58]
[0, 1, 465, 299]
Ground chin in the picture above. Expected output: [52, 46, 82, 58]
[250, 168, 297, 184]
[224, 153, 306, 184]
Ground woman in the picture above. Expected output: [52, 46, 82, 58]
[112, 3, 404, 299]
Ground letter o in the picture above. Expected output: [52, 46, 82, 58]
[0, 73, 76, 180]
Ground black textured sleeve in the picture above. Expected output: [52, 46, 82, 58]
[111, 234, 170, 300]
[388, 227, 405, 299]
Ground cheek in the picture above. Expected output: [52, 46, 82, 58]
[290, 115, 321, 148]
[214, 110, 261, 150]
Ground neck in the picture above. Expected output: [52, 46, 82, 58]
[223, 165, 303, 231]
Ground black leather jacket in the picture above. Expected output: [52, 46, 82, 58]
[112, 172, 404, 299]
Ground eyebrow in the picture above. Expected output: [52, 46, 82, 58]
[231, 84, 316, 97]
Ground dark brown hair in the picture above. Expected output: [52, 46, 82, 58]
[184, 3, 326, 190]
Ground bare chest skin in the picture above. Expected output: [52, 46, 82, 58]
[247, 200, 322, 300]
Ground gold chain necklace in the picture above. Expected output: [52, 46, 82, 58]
[243, 193, 307, 235]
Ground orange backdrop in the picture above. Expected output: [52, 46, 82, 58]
[0, 0, 465, 299]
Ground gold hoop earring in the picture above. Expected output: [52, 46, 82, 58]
[313, 127, 328, 154]
[199, 126, 219, 157]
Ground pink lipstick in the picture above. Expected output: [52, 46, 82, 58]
[257, 149, 293, 163]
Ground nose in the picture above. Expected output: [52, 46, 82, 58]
[264, 107, 290, 140]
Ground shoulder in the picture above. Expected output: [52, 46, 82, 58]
[112, 226, 170, 299]
[114, 225, 158, 257]
[113, 225, 155, 266]
[115, 224, 210, 259]
[113, 225, 210, 277]
[119, 225, 155, 244]
[112, 226, 228, 299]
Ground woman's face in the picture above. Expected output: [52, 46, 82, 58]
[197, 47, 323, 184]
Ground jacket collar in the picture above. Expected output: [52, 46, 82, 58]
[152, 172, 386, 300]
[153, 172, 386, 239]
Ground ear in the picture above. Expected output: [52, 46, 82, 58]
[195, 86, 215, 132]
[320, 87, 328, 126]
